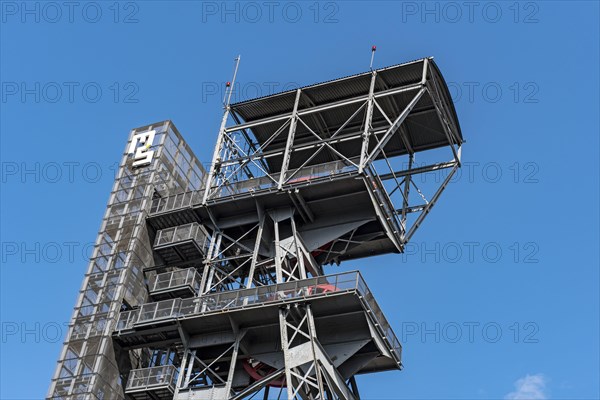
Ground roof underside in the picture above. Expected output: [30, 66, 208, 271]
[229, 58, 462, 172]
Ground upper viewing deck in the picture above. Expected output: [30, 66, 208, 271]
[146, 58, 463, 261]
[227, 58, 462, 171]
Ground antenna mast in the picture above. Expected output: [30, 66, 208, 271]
[370, 45, 377, 69]
[223, 55, 241, 107]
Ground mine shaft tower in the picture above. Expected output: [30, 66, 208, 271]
[49, 57, 463, 400]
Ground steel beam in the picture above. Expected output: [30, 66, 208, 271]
[361, 87, 427, 168]
[279, 89, 302, 189]
[225, 82, 424, 133]
[359, 72, 377, 173]
[404, 163, 459, 242]
[203, 106, 232, 204]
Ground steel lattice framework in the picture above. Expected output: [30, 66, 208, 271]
[48, 57, 463, 400]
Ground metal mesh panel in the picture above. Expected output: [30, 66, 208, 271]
[48, 121, 207, 399]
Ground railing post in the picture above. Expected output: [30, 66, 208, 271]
[144, 369, 150, 389]
[172, 270, 178, 289]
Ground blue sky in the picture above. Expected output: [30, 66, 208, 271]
[1, 1, 598, 399]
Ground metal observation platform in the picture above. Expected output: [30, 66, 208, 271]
[48, 57, 463, 400]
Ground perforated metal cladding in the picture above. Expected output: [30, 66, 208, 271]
[48, 121, 207, 399]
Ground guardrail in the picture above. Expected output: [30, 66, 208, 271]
[116, 271, 401, 362]
[154, 222, 210, 252]
[148, 268, 202, 295]
[364, 165, 405, 241]
[356, 277, 402, 359]
[149, 160, 360, 213]
[209, 159, 359, 200]
[150, 190, 202, 215]
[125, 365, 177, 393]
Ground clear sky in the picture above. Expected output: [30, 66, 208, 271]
[1, 1, 598, 399]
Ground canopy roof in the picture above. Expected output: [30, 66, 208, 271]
[228, 58, 462, 171]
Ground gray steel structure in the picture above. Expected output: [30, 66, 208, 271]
[48, 57, 463, 400]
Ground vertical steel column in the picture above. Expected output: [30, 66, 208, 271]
[305, 304, 326, 398]
[279, 306, 295, 400]
[279, 303, 354, 400]
[173, 348, 189, 396]
[279, 305, 322, 400]
[400, 154, 414, 233]
[274, 219, 283, 283]
[246, 213, 265, 289]
[224, 332, 244, 395]
[279, 89, 302, 189]
[359, 72, 377, 174]
[183, 349, 197, 388]
[290, 217, 308, 280]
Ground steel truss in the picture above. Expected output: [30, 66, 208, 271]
[279, 304, 358, 400]
[197, 207, 323, 298]
[202, 58, 462, 252]
[50, 58, 463, 400]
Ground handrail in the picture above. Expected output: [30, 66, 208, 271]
[149, 159, 360, 210]
[153, 222, 210, 253]
[126, 364, 177, 392]
[115, 271, 402, 363]
[148, 267, 202, 294]
[150, 190, 203, 215]
[364, 164, 405, 240]
[208, 159, 359, 200]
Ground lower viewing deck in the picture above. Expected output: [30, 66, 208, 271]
[114, 271, 402, 390]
